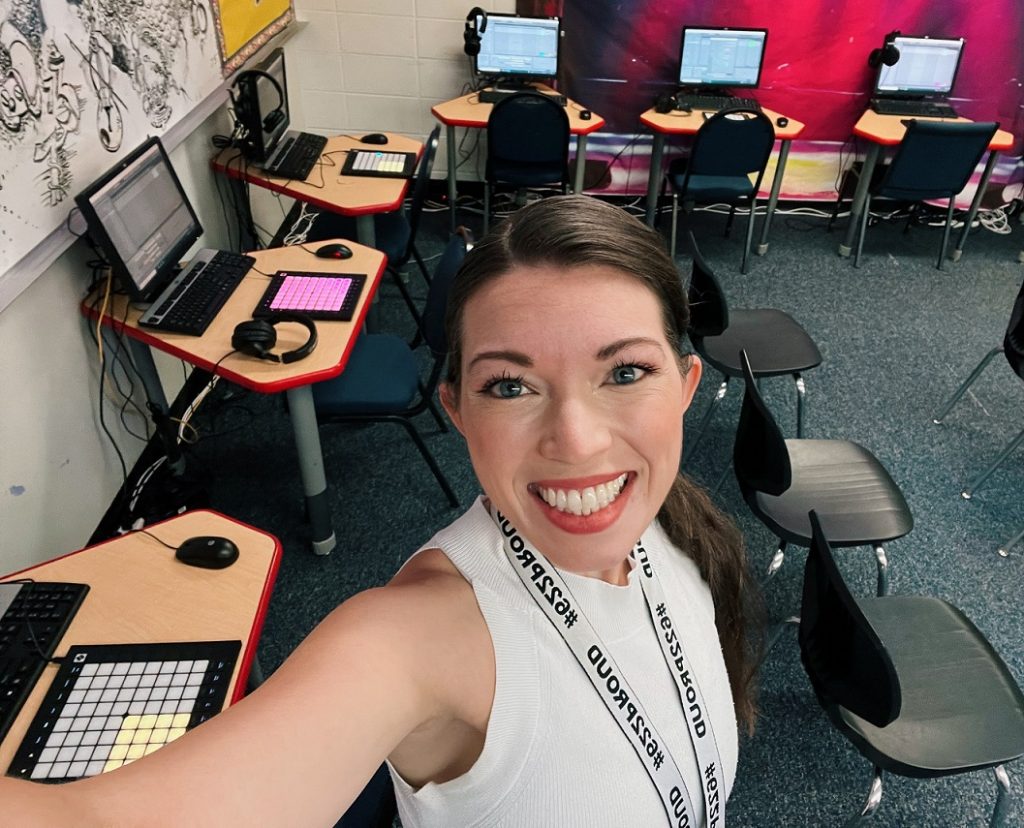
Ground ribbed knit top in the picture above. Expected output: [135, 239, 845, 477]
[388, 497, 738, 827]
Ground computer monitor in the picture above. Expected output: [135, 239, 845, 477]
[677, 27, 768, 89]
[232, 47, 290, 163]
[474, 14, 561, 83]
[874, 35, 965, 97]
[75, 136, 202, 303]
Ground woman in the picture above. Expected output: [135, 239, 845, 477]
[5, 196, 761, 827]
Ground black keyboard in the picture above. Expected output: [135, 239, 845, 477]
[478, 88, 568, 106]
[263, 132, 329, 180]
[139, 250, 256, 336]
[871, 98, 958, 118]
[676, 95, 762, 113]
[0, 581, 89, 745]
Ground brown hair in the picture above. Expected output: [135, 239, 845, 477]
[444, 195, 763, 732]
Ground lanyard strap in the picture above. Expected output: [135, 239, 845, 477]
[490, 507, 724, 828]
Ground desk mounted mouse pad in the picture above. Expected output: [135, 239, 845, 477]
[253, 271, 367, 321]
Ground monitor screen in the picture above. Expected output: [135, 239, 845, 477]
[875, 36, 964, 96]
[474, 14, 561, 80]
[75, 137, 202, 302]
[678, 27, 768, 89]
[233, 47, 290, 162]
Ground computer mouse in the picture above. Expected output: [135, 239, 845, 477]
[360, 133, 389, 145]
[314, 243, 353, 259]
[175, 536, 239, 569]
[775, 116, 789, 128]
[579, 109, 592, 121]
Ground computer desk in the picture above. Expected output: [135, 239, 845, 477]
[640, 105, 806, 256]
[83, 241, 385, 556]
[837, 110, 1015, 261]
[431, 84, 606, 231]
[0, 509, 281, 771]
[211, 133, 424, 252]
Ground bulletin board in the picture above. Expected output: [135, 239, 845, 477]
[212, 0, 294, 74]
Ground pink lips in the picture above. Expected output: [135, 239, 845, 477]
[530, 473, 632, 534]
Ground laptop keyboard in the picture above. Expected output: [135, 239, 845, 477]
[478, 88, 567, 106]
[871, 98, 958, 118]
[263, 132, 328, 181]
[139, 250, 256, 337]
[675, 95, 762, 113]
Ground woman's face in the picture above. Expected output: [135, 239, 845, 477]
[441, 262, 702, 582]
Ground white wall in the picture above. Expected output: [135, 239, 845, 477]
[0, 108, 236, 574]
[285, 0, 516, 180]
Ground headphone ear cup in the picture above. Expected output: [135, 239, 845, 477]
[464, 23, 480, 57]
[654, 92, 676, 114]
[232, 319, 279, 361]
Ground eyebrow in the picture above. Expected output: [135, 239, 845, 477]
[467, 338, 665, 371]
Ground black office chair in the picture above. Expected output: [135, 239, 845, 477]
[311, 231, 470, 508]
[853, 119, 999, 270]
[799, 510, 1024, 827]
[303, 126, 442, 328]
[664, 108, 775, 274]
[683, 230, 822, 464]
[932, 278, 1024, 554]
[734, 350, 913, 596]
[483, 91, 570, 233]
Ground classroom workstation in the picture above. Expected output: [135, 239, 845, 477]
[2, 1, 1024, 826]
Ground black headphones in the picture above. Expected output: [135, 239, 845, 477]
[654, 91, 677, 114]
[464, 7, 488, 57]
[231, 69, 286, 133]
[231, 313, 318, 364]
[868, 30, 901, 68]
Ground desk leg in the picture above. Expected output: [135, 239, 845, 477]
[356, 214, 380, 333]
[645, 133, 667, 227]
[225, 176, 258, 251]
[951, 150, 999, 262]
[757, 139, 791, 256]
[573, 134, 588, 194]
[840, 142, 881, 257]
[446, 124, 458, 232]
[126, 339, 169, 411]
[286, 385, 336, 556]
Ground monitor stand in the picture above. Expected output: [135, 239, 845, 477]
[489, 77, 536, 94]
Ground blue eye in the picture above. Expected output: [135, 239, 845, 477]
[611, 365, 642, 384]
[482, 377, 526, 398]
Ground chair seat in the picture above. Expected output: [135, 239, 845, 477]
[671, 172, 755, 202]
[834, 595, 1024, 776]
[489, 160, 565, 188]
[750, 439, 913, 545]
[695, 309, 823, 377]
[311, 334, 418, 415]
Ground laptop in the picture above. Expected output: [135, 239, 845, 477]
[870, 35, 964, 119]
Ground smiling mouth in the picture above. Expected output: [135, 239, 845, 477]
[530, 473, 630, 517]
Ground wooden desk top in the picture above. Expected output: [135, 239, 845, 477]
[640, 106, 805, 140]
[852, 110, 1015, 150]
[211, 133, 424, 217]
[0, 510, 281, 768]
[432, 85, 605, 135]
[82, 241, 385, 394]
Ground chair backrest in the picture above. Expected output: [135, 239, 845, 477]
[1003, 278, 1024, 379]
[421, 230, 469, 358]
[799, 510, 902, 728]
[403, 125, 442, 259]
[733, 349, 792, 496]
[684, 230, 729, 338]
[687, 109, 775, 187]
[485, 92, 570, 183]
[877, 120, 999, 201]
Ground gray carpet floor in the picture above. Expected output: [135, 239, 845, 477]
[187, 197, 1024, 827]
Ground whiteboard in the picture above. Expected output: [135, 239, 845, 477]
[0, 0, 225, 285]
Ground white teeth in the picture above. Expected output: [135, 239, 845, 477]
[537, 474, 628, 517]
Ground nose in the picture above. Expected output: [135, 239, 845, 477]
[538, 393, 614, 465]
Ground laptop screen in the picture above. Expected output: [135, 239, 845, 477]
[875, 36, 964, 97]
[677, 27, 768, 89]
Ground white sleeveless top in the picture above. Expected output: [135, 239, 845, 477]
[388, 497, 738, 827]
